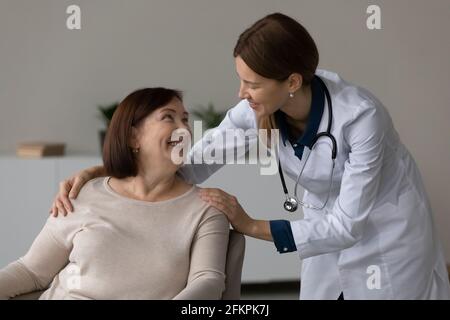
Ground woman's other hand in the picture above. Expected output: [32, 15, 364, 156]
[198, 188, 273, 241]
[198, 188, 252, 234]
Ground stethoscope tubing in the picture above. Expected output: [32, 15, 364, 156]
[279, 75, 337, 212]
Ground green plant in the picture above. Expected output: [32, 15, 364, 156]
[191, 102, 226, 129]
[98, 102, 119, 127]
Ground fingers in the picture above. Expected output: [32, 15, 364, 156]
[68, 177, 85, 199]
[199, 190, 238, 207]
[49, 173, 88, 217]
[200, 193, 229, 205]
[49, 196, 72, 217]
[61, 197, 73, 213]
[49, 203, 58, 217]
[199, 188, 234, 202]
[49, 194, 61, 217]
[199, 193, 234, 217]
[58, 181, 74, 214]
[204, 197, 230, 215]
[199, 188, 223, 197]
[201, 193, 227, 205]
[58, 199, 69, 216]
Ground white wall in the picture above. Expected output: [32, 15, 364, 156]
[1, 0, 449, 262]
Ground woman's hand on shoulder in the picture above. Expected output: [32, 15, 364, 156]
[49, 166, 105, 217]
[198, 188, 252, 234]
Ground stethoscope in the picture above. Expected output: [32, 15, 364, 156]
[279, 76, 338, 212]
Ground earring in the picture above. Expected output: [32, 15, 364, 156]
[289, 92, 294, 98]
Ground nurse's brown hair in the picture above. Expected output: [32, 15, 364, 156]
[233, 13, 319, 134]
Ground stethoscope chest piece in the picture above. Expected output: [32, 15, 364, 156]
[283, 196, 298, 212]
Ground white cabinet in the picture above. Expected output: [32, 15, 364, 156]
[0, 157, 56, 265]
[0, 155, 301, 283]
[0, 156, 102, 268]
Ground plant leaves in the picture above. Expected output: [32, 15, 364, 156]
[191, 103, 226, 129]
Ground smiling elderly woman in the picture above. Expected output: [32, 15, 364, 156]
[0, 87, 229, 300]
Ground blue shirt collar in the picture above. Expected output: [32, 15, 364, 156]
[275, 75, 325, 148]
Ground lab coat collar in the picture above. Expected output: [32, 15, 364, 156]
[276, 75, 325, 148]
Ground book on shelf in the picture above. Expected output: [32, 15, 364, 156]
[16, 142, 66, 158]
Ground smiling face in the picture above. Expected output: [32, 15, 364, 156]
[235, 55, 291, 117]
[131, 97, 191, 171]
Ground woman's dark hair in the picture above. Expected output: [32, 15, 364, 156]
[233, 12, 319, 85]
[233, 13, 319, 135]
[103, 87, 183, 178]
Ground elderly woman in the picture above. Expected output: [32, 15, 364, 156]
[0, 88, 229, 300]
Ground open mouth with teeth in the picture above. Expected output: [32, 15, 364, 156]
[167, 137, 184, 147]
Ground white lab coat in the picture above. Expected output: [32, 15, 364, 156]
[178, 69, 450, 300]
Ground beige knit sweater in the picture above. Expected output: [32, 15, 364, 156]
[0, 177, 229, 300]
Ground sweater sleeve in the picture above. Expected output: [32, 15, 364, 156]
[173, 208, 229, 300]
[0, 214, 83, 300]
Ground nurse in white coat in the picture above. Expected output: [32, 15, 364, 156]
[51, 13, 450, 299]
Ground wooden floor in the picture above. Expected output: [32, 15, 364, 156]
[240, 281, 299, 300]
